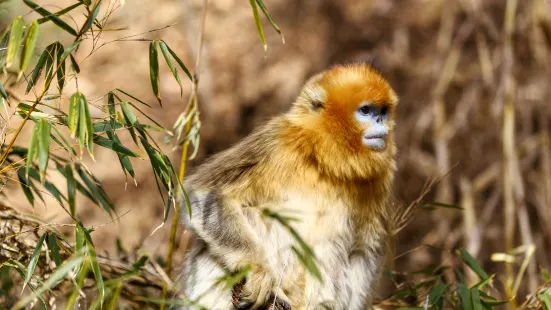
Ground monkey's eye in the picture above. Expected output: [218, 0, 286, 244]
[381, 106, 389, 116]
[358, 105, 376, 116]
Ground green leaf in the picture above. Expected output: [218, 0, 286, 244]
[80, 0, 102, 35]
[65, 261, 89, 310]
[471, 288, 482, 310]
[115, 88, 152, 108]
[249, 0, 267, 52]
[93, 134, 139, 157]
[75, 165, 114, 216]
[58, 40, 81, 63]
[13, 256, 84, 309]
[23, 0, 78, 36]
[458, 248, 489, 280]
[541, 289, 551, 310]
[158, 41, 183, 96]
[68, 92, 81, 138]
[107, 91, 116, 128]
[69, 53, 80, 73]
[65, 164, 76, 216]
[81, 0, 92, 6]
[82, 223, 105, 304]
[37, 118, 51, 182]
[120, 101, 139, 144]
[26, 123, 40, 179]
[6, 16, 24, 68]
[20, 20, 39, 73]
[44, 43, 57, 89]
[23, 232, 47, 292]
[56, 44, 65, 93]
[82, 96, 94, 157]
[542, 268, 551, 281]
[428, 281, 447, 306]
[149, 41, 161, 106]
[0, 82, 8, 99]
[75, 223, 85, 254]
[255, 0, 284, 39]
[457, 283, 473, 310]
[120, 102, 138, 124]
[17, 169, 35, 206]
[93, 120, 123, 133]
[37, 2, 83, 24]
[47, 233, 62, 267]
[162, 42, 192, 81]
[25, 44, 51, 94]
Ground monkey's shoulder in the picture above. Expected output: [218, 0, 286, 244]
[186, 117, 286, 190]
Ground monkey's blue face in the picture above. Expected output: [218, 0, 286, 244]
[355, 102, 390, 151]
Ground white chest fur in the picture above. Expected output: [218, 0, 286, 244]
[243, 190, 384, 309]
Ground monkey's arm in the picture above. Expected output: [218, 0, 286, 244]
[181, 188, 288, 309]
[182, 189, 267, 270]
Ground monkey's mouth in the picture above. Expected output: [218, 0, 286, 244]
[363, 134, 386, 151]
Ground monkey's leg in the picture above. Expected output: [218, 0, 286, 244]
[181, 190, 290, 309]
[181, 243, 234, 310]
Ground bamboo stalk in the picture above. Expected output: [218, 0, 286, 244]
[159, 1, 208, 309]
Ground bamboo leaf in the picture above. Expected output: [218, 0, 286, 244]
[82, 224, 105, 304]
[25, 124, 39, 179]
[23, 0, 78, 36]
[80, 0, 102, 35]
[65, 262, 89, 310]
[22, 232, 47, 292]
[58, 40, 81, 63]
[37, 118, 51, 182]
[20, 20, 39, 74]
[162, 42, 192, 81]
[13, 256, 84, 309]
[47, 233, 62, 267]
[0, 82, 8, 99]
[69, 54, 80, 73]
[107, 91, 116, 128]
[78, 94, 87, 154]
[93, 134, 139, 157]
[68, 92, 81, 138]
[25, 43, 51, 94]
[6, 16, 24, 68]
[159, 40, 183, 96]
[115, 88, 152, 108]
[255, 0, 284, 41]
[81, 95, 94, 157]
[458, 248, 489, 280]
[471, 288, 482, 310]
[17, 169, 35, 206]
[37, 2, 83, 24]
[56, 44, 65, 93]
[44, 43, 57, 89]
[458, 282, 473, 310]
[65, 164, 76, 216]
[149, 41, 161, 106]
[541, 290, 551, 310]
[249, 0, 267, 52]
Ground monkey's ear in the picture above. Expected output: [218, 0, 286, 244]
[302, 83, 326, 112]
[310, 99, 324, 111]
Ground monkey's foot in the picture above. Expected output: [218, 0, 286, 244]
[232, 279, 291, 310]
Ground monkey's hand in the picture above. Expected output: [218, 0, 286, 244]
[232, 264, 291, 310]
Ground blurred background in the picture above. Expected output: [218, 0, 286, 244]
[2, 0, 551, 303]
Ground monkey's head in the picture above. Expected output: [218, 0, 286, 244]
[286, 63, 398, 180]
